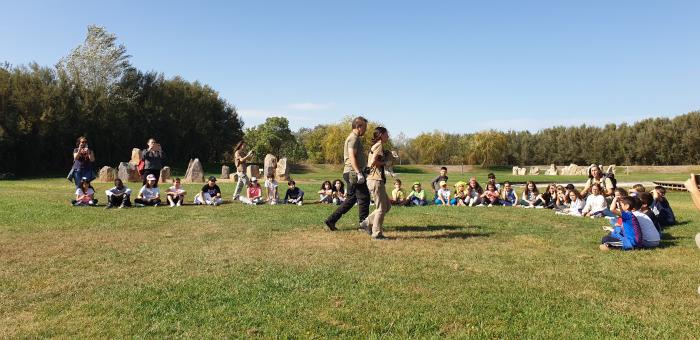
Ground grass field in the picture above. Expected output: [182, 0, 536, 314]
[1, 166, 699, 338]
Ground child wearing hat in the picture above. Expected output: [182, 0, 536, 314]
[194, 176, 222, 205]
[406, 182, 427, 206]
[451, 181, 468, 206]
[135, 174, 161, 207]
[435, 180, 452, 206]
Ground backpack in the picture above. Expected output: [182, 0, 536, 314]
[603, 172, 617, 190]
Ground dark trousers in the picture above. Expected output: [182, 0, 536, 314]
[135, 198, 161, 206]
[109, 194, 131, 207]
[142, 168, 161, 186]
[327, 172, 370, 224]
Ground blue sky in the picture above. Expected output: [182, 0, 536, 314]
[2, 0, 699, 137]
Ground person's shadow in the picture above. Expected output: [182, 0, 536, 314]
[387, 224, 493, 240]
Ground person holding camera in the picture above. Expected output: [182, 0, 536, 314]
[324, 116, 370, 231]
[70, 136, 95, 188]
[141, 138, 165, 186]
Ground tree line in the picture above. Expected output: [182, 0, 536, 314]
[0, 26, 243, 175]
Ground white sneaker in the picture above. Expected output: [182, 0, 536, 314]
[170, 202, 175, 207]
[176, 201, 182, 207]
[297, 201, 303, 206]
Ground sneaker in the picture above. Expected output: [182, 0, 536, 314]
[153, 203, 159, 207]
[487, 204, 493, 207]
[599, 244, 610, 252]
[135, 203, 145, 207]
[324, 219, 338, 231]
[176, 201, 182, 207]
[170, 202, 176, 207]
[105, 204, 114, 209]
[119, 204, 127, 209]
[232, 195, 239, 201]
[297, 201, 303, 206]
[214, 201, 221, 206]
[359, 220, 371, 235]
[371, 234, 388, 241]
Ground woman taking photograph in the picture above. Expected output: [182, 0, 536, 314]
[141, 138, 165, 186]
[70, 136, 95, 188]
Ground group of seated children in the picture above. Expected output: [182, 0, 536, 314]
[317, 180, 346, 205]
[75, 173, 307, 208]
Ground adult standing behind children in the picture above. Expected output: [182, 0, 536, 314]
[232, 141, 254, 201]
[70, 136, 95, 187]
[582, 164, 613, 197]
[324, 117, 370, 231]
[141, 138, 165, 186]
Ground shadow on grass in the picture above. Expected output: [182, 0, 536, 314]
[657, 232, 680, 248]
[392, 225, 467, 232]
[393, 231, 494, 240]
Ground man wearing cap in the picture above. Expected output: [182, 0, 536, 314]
[195, 176, 223, 205]
[324, 116, 370, 231]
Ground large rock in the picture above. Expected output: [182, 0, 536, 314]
[263, 154, 277, 178]
[545, 164, 558, 176]
[130, 148, 142, 165]
[276, 157, 290, 181]
[246, 164, 260, 179]
[117, 162, 140, 182]
[529, 166, 540, 175]
[160, 166, 171, 183]
[517, 167, 527, 176]
[98, 166, 117, 182]
[512, 166, 519, 176]
[221, 165, 230, 180]
[183, 158, 205, 183]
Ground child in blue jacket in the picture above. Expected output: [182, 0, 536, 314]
[600, 196, 643, 251]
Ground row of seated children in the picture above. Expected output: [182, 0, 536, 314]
[318, 180, 346, 205]
[74, 173, 307, 207]
[599, 194, 664, 251]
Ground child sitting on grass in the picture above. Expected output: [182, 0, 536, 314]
[407, 182, 427, 206]
[565, 189, 584, 216]
[390, 179, 408, 206]
[72, 178, 97, 206]
[535, 183, 557, 209]
[500, 181, 517, 206]
[332, 179, 346, 205]
[244, 177, 264, 205]
[451, 181, 468, 206]
[105, 178, 131, 208]
[165, 177, 186, 207]
[264, 174, 279, 205]
[639, 192, 661, 232]
[599, 196, 642, 251]
[480, 182, 501, 206]
[629, 183, 646, 197]
[431, 167, 449, 200]
[194, 176, 222, 206]
[284, 180, 304, 206]
[554, 185, 568, 212]
[466, 177, 483, 206]
[519, 181, 539, 208]
[581, 183, 607, 217]
[612, 195, 660, 248]
[135, 174, 161, 207]
[435, 181, 452, 206]
[318, 180, 333, 204]
[652, 186, 676, 227]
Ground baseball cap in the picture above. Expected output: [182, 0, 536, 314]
[146, 174, 156, 181]
[208, 176, 217, 181]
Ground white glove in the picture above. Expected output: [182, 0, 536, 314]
[357, 173, 366, 184]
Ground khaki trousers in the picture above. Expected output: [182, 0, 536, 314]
[366, 179, 391, 237]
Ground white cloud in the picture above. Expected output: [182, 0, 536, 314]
[286, 102, 334, 111]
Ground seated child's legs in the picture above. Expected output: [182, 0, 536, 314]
[434, 199, 444, 205]
[601, 234, 623, 249]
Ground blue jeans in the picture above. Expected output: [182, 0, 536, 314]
[72, 168, 94, 188]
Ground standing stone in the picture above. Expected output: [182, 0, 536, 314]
[98, 166, 117, 182]
[529, 166, 541, 175]
[183, 158, 205, 183]
[160, 166, 171, 183]
[246, 164, 260, 179]
[512, 166, 519, 176]
[130, 148, 142, 165]
[117, 162, 140, 182]
[517, 167, 527, 176]
[264, 154, 277, 178]
[567, 164, 579, 176]
[276, 157, 290, 181]
[545, 164, 558, 176]
[221, 165, 230, 180]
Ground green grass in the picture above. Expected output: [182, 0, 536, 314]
[1, 168, 699, 338]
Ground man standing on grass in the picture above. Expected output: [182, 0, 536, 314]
[324, 117, 370, 231]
